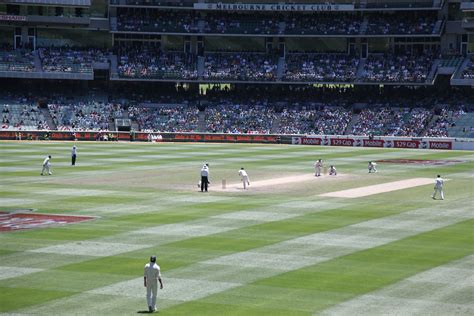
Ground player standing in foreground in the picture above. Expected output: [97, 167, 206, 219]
[144, 255, 163, 313]
[41, 155, 52, 175]
[432, 175, 445, 200]
[238, 167, 250, 189]
[314, 159, 323, 177]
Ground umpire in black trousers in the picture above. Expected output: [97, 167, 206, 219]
[200, 164, 209, 192]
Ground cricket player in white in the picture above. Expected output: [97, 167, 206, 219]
[144, 256, 163, 313]
[329, 165, 337, 176]
[314, 159, 322, 177]
[368, 161, 377, 173]
[41, 155, 52, 175]
[238, 167, 250, 189]
[432, 175, 444, 200]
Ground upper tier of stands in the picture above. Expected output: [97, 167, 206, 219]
[0, 49, 35, 72]
[203, 53, 278, 81]
[118, 47, 197, 79]
[114, 10, 440, 36]
[460, 57, 474, 80]
[284, 54, 359, 82]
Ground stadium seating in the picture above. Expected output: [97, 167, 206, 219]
[0, 49, 35, 72]
[361, 54, 434, 83]
[48, 101, 124, 131]
[1, 103, 48, 130]
[366, 14, 437, 35]
[117, 9, 200, 33]
[284, 54, 359, 82]
[128, 105, 199, 132]
[277, 107, 351, 135]
[118, 48, 197, 79]
[39, 48, 108, 73]
[461, 57, 474, 79]
[205, 103, 276, 134]
[203, 53, 278, 81]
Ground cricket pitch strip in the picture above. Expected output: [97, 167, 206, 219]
[319, 178, 438, 198]
[213, 173, 346, 192]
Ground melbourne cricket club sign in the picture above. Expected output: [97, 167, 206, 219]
[194, 3, 354, 12]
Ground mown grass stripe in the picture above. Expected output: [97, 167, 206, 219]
[163, 220, 473, 315]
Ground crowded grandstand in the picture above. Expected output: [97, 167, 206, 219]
[0, 0, 473, 138]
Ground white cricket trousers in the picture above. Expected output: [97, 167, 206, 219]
[432, 187, 444, 200]
[41, 163, 51, 175]
[315, 167, 321, 176]
[146, 282, 158, 309]
[242, 176, 250, 189]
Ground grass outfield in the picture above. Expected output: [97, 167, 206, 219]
[0, 141, 473, 315]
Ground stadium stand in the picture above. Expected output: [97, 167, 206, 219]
[203, 53, 278, 81]
[38, 48, 108, 74]
[361, 54, 435, 83]
[461, 56, 474, 79]
[1, 102, 48, 130]
[366, 13, 438, 35]
[205, 103, 276, 133]
[0, 48, 36, 72]
[48, 101, 124, 131]
[0, 0, 473, 140]
[277, 106, 351, 135]
[116, 9, 200, 33]
[118, 46, 197, 79]
[284, 54, 359, 82]
[128, 105, 200, 132]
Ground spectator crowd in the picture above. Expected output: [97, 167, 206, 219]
[284, 54, 359, 82]
[206, 103, 276, 134]
[203, 53, 278, 81]
[362, 54, 434, 83]
[118, 46, 197, 79]
[366, 14, 437, 35]
[1, 95, 471, 138]
[0, 47, 35, 72]
[128, 105, 199, 132]
[48, 101, 124, 131]
[39, 48, 109, 73]
[1, 102, 48, 130]
[461, 57, 474, 80]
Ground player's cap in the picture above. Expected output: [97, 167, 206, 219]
[241, 167, 244, 169]
[150, 256, 156, 262]
[48, 155, 52, 158]
[437, 175, 441, 177]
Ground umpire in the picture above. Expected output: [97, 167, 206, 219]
[200, 164, 209, 192]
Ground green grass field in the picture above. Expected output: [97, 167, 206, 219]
[0, 141, 473, 315]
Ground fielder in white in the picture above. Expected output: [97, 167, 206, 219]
[314, 159, 323, 177]
[238, 167, 250, 189]
[432, 175, 444, 200]
[329, 165, 337, 176]
[368, 161, 377, 173]
[144, 255, 163, 313]
[41, 155, 52, 176]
